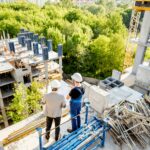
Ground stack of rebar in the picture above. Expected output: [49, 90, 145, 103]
[103, 95, 150, 149]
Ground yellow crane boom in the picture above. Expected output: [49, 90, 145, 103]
[133, 0, 150, 11]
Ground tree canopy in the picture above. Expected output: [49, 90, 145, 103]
[0, 2, 127, 79]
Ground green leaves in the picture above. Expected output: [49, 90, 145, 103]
[84, 33, 125, 78]
[0, 2, 127, 79]
[64, 9, 82, 23]
[8, 83, 29, 123]
[47, 27, 64, 50]
[8, 82, 43, 123]
[27, 81, 43, 114]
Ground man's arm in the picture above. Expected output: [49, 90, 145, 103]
[41, 95, 46, 104]
[66, 87, 73, 100]
[66, 94, 71, 100]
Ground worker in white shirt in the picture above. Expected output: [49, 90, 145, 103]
[42, 80, 66, 141]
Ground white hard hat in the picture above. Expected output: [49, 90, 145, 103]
[71, 73, 83, 82]
[50, 80, 61, 89]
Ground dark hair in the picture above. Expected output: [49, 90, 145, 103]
[52, 88, 58, 91]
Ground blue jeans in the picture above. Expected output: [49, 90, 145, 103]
[70, 101, 81, 131]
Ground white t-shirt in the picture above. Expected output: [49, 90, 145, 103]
[42, 92, 66, 118]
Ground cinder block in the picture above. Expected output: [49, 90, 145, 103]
[107, 77, 116, 82]
[89, 85, 109, 114]
[114, 80, 124, 87]
[108, 83, 117, 89]
[100, 77, 124, 90]
[99, 79, 111, 89]
[136, 65, 150, 85]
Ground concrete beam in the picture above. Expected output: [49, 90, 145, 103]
[0, 90, 8, 127]
[132, 11, 150, 74]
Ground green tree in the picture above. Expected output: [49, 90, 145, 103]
[121, 9, 132, 29]
[64, 9, 82, 23]
[0, 19, 20, 37]
[27, 81, 43, 114]
[47, 27, 64, 50]
[85, 4, 106, 15]
[89, 16, 107, 39]
[85, 35, 111, 78]
[105, 12, 126, 36]
[8, 81, 43, 123]
[0, 2, 128, 79]
[8, 83, 29, 123]
[83, 34, 125, 78]
[96, 0, 116, 12]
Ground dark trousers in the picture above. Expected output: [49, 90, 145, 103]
[70, 102, 81, 131]
[45, 116, 61, 141]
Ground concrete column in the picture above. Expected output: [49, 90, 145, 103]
[132, 11, 150, 74]
[0, 90, 8, 127]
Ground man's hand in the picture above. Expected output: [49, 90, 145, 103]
[66, 94, 71, 100]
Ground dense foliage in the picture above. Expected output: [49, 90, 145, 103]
[0, 2, 127, 78]
[8, 81, 43, 123]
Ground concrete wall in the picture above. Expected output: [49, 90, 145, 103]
[11, 69, 23, 83]
[136, 65, 150, 84]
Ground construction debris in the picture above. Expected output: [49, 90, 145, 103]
[103, 95, 150, 149]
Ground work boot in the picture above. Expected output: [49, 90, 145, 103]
[45, 134, 49, 140]
[55, 134, 61, 141]
[45, 135, 49, 144]
[67, 129, 73, 133]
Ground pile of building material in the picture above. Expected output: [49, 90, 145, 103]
[103, 95, 150, 149]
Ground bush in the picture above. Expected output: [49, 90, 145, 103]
[8, 83, 29, 123]
[8, 81, 43, 123]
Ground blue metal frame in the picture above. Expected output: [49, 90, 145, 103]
[85, 103, 89, 124]
[37, 105, 110, 150]
[36, 128, 43, 150]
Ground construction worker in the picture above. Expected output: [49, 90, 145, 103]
[42, 80, 66, 141]
[66, 73, 85, 133]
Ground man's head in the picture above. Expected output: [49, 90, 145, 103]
[71, 73, 83, 86]
[50, 80, 61, 91]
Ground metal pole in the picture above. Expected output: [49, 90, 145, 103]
[85, 103, 89, 124]
[44, 61, 48, 92]
[0, 91, 8, 127]
[36, 127, 43, 150]
[100, 123, 106, 147]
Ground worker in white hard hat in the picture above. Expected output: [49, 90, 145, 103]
[66, 73, 85, 133]
[42, 80, 66, 141]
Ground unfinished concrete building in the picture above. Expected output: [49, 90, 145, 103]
[0, 29, 63, 128]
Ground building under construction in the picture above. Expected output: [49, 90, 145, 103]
[0, 0, 150, 150]
[0, 29, 63, 128]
